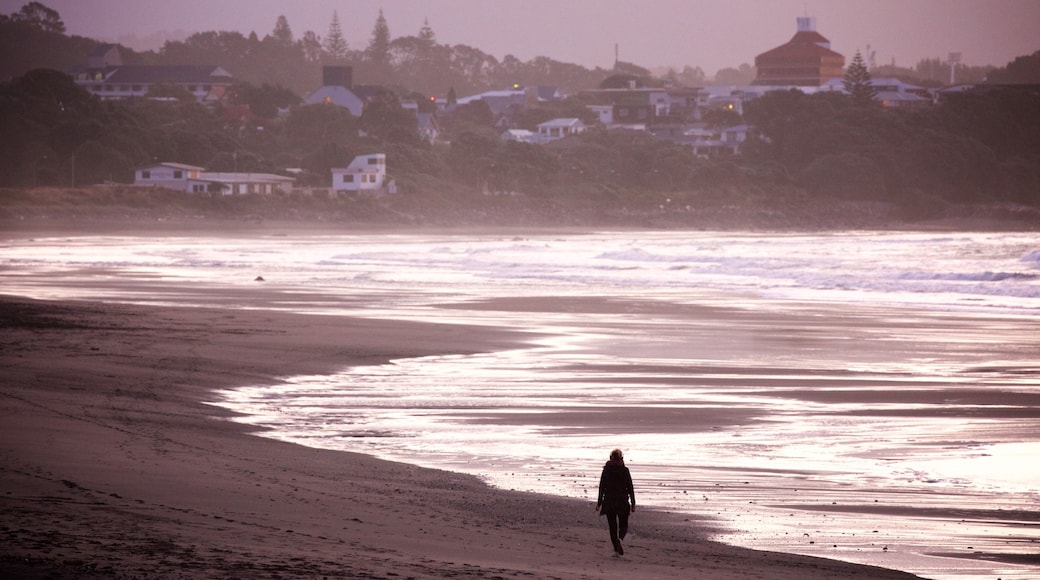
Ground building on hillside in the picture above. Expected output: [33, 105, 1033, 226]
[304, 66, 365, 116]
[754, 17, 845, 86]
[868, 78, 933, 110]
[72, 46, 235, 102]
[401, 100, 442, 142]
[578, 87, 680, 131]
[196, 172, 296, 195]
[820, 77, 933, 109]
[674, 124, 750, 158]
[586, 104, 614, 125]
[536, 118, 588, 142]
[450, 88, 527, 117]
[87, 43, 122, 68]
[331, 154, 392, 195]
[134, 162, 295, 194]
[501, 129, 537, 143]
[73, 63, 235, 102]
[134, 163, 206, 191]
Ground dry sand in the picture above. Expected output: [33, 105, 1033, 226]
[0, 294, 922, 579]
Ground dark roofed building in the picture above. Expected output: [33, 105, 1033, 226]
[72, 57, 235, 102]
[754, 17, 845, 86]
[87, 43, 122, 69]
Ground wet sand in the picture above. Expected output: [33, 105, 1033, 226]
[0, 294, 923, 579]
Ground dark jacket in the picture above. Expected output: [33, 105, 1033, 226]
[597, 460, 635, 514]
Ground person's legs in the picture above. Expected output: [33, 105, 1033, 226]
[605, 512, 623, 555]
[617, 510, 629, 541]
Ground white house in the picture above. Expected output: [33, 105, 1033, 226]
[501, 129, 537, 143]
[681, 124, 750, 158]
[331, 154, 389, 194]
[819, 77, 931, 109]
[586, 105, 614, 126]
[135, 162, 208, 191]
[536, 118, 588, 142]
[195, 173, 296, 195]
[134, 162, 294, 194]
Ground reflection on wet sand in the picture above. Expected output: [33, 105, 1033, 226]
[216, 295, 1039, 580]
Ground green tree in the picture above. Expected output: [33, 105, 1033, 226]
[284, 103, 359, 150]
[272, 15, 293, 46]
[299, 30, 322, 63]
[359, 91, 419, 146]
[843, 51, 877, 106]
[701, 107, 742, 129]
[9, 1, 65, 34]
[323, 11, 348, 62]
[231, 82, 301, 119]
[418, 17, 436, 51]
[986, 50, 1040, 84]
[798, 153, 886, 199]
[447, 128, 500, 187]
[712, 64, 755, 85]
[366, 9, 391, 70]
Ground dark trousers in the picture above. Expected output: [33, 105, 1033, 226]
[604, 508, 629, 554]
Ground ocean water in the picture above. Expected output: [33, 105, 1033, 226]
[3, 230, 1038, 579]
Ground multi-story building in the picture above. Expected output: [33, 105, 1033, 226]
[754, 17, 845, 86]
[72, 45, 235, 102]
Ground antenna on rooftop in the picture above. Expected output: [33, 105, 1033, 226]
[614, 43, 619, 71]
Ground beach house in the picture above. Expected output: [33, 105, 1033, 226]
[331, 154, 390, 194]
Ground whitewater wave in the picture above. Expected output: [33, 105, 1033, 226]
[898, 271, 1039, 282]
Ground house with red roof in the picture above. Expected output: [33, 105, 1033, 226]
[753, 17, 845, 87]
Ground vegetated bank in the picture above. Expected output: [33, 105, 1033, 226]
[1, 185, 1038, 233]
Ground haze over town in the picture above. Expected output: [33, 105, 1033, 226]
[6, 0, 1039, 75]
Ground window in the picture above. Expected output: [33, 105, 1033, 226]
[368, 157, 380, 165]
[173, 171, 183, 179]
[343, 175, 354, 183]
[141, 171, 151, 179]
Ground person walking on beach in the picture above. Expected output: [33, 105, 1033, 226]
[595, 448, 635, 556]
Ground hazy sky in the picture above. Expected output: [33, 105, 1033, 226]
[5, 0, 1039, 74]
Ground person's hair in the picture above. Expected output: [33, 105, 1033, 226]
[610, 448, 623, 461]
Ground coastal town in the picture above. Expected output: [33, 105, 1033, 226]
[69, 17, 972, 196]
[1, 2, 1038, 227]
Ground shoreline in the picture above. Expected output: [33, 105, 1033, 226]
[2, 186, 1040, 236]
[0, 294, 922, 579]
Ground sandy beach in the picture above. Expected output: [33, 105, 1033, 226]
[0, 293, 926, 579]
